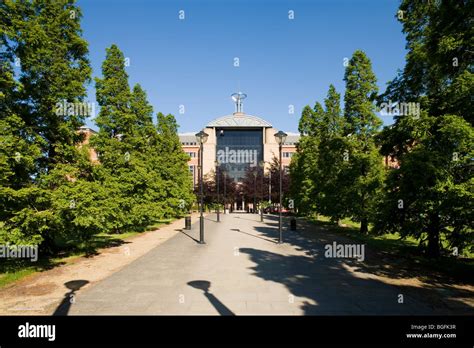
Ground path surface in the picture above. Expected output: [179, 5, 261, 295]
[66, 213, 473, 315]
[0, 215, 199, 315]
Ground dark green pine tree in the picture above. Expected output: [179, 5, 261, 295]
[130, 84, 157, 142]
[342, 50, 385, 233]
[93, 44, 133, 169]
[323, 85, 345, 137]
[298, 105, 316, 136]
[289, 103, 323, 214]
[0, 36, 44, 245]
[92, 44, 143, 232]
[344, 50, 382, 138]
[0, 0, 93, 249]
[13, 0, 92, 170]
[375, 0, 473, 257]
[93, 45, 193, 231]
[155, 112, 194, 216]
[314, 85, 348, 222]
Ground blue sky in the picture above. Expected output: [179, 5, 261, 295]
[79, 0, 407, 133]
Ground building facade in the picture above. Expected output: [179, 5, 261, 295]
[78, 93, 398, 213]
[179, 94, 299, 187]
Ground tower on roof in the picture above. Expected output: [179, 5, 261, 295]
[231, 92, 247, 114]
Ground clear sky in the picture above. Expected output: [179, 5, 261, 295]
[79, 0, 407, 133]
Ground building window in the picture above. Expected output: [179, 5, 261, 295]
[186, 152, 196, 158]
[282, 152, 293, 158]
[189, 165, 196, 186]
[215, 128, 263, 182]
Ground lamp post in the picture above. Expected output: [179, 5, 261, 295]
[240, 191, 243, 212]
[195, 130, 209, 244]
[274, 130, 287, 244]
[222, 167, 227, 214]
[268, 171, 271, 204]
[215, 160, 220, 222]
[259, 160, 265, 222]
[253, 170, 257, 214]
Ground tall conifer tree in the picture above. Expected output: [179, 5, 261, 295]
[342, 50, 384, 233]
[376, 0, 473, 257]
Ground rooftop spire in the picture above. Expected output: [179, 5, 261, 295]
[231, 92, 247, 114]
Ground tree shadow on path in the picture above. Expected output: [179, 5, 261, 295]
[241, 218, 474, 315]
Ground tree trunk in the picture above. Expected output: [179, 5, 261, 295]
[427, 214, 440, 258]
[360, 217, 368, 234]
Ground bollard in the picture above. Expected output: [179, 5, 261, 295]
[185, 216, 191, 230]
[290, 217, 297, 231]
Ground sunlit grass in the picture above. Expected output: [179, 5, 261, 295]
[307, 214, 474, 283]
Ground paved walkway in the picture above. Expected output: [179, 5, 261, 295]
[64, 212, 474, 315]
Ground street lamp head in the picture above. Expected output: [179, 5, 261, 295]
[195, 130, 209, 144]
[274, 130, 287, 145]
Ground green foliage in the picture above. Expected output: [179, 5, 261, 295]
[343, 50, 381, 137]
[291, 54, 384, 234]
[92, 44, 193, 233]
[0, 0, 92, 250]
[375, 0, 473, 257]
[0, 4, 193, 256]
[290, 103, 320, 213]
[384, 0, 473, 124]
[375, 112, 473, 257]
[313, 85, 348, 220]
[322, 51, 384, 233]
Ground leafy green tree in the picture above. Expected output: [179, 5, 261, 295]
[341, 50, 385, 233]
[380, 0, 473, 124]
[92, 44, 153, 232]
[268, 156, 290, 208]
[92, 45, 193, 232]
[375, 114, 473, 257]
[323, 85, 345, 137]
[314, 85, 348, 222]
[0, 0, 92, 250]
[12, 0, 91, 169]
[289, 103, 324, 214]
[376, 0, 473, 257]
[0, 49, 45, 246]
[155, 112, 194, 217]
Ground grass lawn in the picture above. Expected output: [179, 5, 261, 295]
[307, 215, 474, 284]
[0, 218, 174, 289]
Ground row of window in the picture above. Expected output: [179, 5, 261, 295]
[188, 165, 290, 185]
[182, 141, 297, 146]
[186, 151, 292, 159]
[189, 165, 196, 186]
